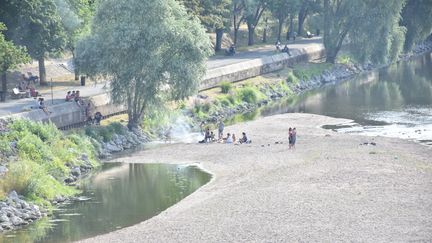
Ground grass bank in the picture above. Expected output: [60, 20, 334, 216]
[0, 119, 99, 206]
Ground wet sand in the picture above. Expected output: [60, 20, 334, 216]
[79, 113, 432, 242]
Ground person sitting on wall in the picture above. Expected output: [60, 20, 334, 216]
[29, 85, 38, 97]
[74, 90, 81, 102]
[65, 91, 72, 101]
[275, 40, 281, 51]
[38, 98, 51, 115]
[225, 44, 236, 56]
[281, 45, 291, 56]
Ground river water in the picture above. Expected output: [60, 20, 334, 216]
[230, 52, 432, 145]
[0, 163, 211, 243]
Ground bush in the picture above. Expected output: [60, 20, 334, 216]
[220, 81, 232, 94]
[0, 119, 98, 205]
[236, 86, 264, 104]
[287, 71, 299, 84]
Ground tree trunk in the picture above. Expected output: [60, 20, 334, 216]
[234, 28, 239, 45]
[38, 56, 47, 86]
[215, 28, 224, 52]
[286, 14, 294, 40]
[127, 113, 142, 130]
[297, 7, 308, 37]
[1, 72, 7, 102]
[72, 51, 79, 81]
[262, 18, 268, 43]
[247, 22, 255, 46]
[277, 18, 284, 41]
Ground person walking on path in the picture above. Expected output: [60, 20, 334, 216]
[218, 120, 224, 140]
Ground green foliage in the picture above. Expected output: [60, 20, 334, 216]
[337, 54, 353, 65]
[292, 63, 332, 80]
[76, 0, 212, 128]
[220, 81, 233, 94]
[236, 86, 264, 104]
[84, 122, 125, 142]
[0, 0, 66, 59]
[401, 0, 432, 51]
[323, 0, 405, 64]
[0, 119, 99, 205]
[287, 71, 300, 84]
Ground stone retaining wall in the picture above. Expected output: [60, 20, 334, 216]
[7, 93, 125, 129]
[200, 43, 325, 90]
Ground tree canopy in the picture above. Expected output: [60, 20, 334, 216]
[0, 23, 31, 101]
[0, 0, 67, 85]
[323, 0, 406, 63]
[76, 0, 212, 129]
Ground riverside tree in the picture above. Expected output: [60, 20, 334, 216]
[180, 0, 232, 52]
[401, 0, 432, 52]
[55, 0, 95, 80]
[75, 0, 212, 129]
[244, 0, 267, 46]
[323, 0, 405, 63]
[0, 0, 66, 85]
[0, 23, 31, 102]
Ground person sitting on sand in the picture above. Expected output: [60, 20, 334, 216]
[210, 131, 216, 142]
[239, 132, 248, 144]
[225, 133, 233, 144]
[232, 133, 237, 143]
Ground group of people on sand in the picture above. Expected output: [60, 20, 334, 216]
[199, 121, 251, 144]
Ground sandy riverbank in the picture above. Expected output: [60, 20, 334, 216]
[79, 113, 432, 242]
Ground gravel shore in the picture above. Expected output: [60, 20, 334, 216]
[79, 113, 432, 242]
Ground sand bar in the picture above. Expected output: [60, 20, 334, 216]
[79, 113, 432, 242]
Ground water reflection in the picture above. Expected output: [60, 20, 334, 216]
[1, 163, 211, 243]
[233, 53, 432, 144]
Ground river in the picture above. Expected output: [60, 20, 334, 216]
[229, 52, 432, 146]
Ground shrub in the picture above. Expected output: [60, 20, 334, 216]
[220, 81, 233, 94]
[0, 119, 99, 205]
[236, 86, 264, 104]
[287, 71, 299, 84]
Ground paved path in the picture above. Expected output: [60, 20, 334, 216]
[0, 38, 322, 117]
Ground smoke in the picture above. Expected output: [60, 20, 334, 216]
[164, 115, 202, 144]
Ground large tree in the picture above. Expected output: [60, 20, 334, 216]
[323, 0, 405, 63]
[55, 0, 95, 80]
[268, 0, 292, 41]
[401, 0, 432, 51]
[0, 23, 31, 102]
[243, 0, 267, 46]
[76, 0, 212, 129]
[180, 0, 232, 52]
[297, 0, 321, 36]
[0, 0, 66, 85]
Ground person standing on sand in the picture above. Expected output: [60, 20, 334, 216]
[218, 120, 224, 140]
[292, 128, 297, 149]
[288, 127, 293, 149]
